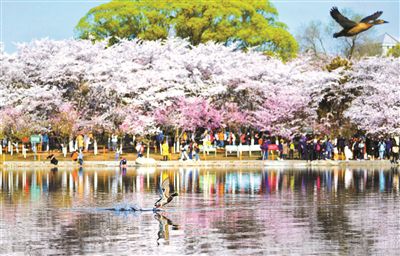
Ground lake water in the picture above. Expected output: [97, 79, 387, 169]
[0, 166, 399, 255]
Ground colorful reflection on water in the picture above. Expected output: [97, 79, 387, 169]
[0, 166, 399, 255]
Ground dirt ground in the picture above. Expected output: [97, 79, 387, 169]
[0, 148, 270, 162]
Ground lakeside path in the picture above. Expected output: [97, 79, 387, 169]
[1, 151, 397, 169]
[1, 159, 397, 169]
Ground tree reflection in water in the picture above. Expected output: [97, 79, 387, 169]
[0, 166, 399, 255]
[1, 167, 399, 197]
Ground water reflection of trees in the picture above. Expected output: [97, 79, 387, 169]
[1, 167, 399, 199]
[286, 168, 399, 255]
[1, 167, 399, 254]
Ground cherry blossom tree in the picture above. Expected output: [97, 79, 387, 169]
[343, 57, 400, 136]
[0, 108, 38, 142]
[3, 37, 397, 140]
[251, 87, 312, 137]
[50, 103, 81, 143]
[220, 102, 249, 130]
[155, 97, 221, 134]
[119, 105, 160, 157]
[120, 106, 158, 136]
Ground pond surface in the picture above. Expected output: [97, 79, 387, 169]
[0, 166, 399, 255]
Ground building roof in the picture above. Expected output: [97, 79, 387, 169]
[381, 33, 399, 46]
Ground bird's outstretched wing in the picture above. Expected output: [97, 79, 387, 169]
[360, 11, 383, 23]
[161, 178, 170, 197]
[330, 7, 357, 29]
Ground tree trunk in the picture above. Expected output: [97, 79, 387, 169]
[62, 145, 67, 158]
[317, 37, 327, 55]
[22, 144, 27, 158]
[94, 139, 98, 155]
[347, 37, 357, 60]
[69, 139, 74, 152]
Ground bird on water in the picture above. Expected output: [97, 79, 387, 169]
[330, 7, 388, 38]
[105, 177, 177, 212]
[154, 178, 178, 209]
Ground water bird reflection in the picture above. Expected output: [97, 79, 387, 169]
[154, 213, 179, 246]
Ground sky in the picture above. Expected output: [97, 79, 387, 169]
[0, 0, 399, 53]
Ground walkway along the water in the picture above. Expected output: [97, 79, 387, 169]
[1, 159, 396, 168]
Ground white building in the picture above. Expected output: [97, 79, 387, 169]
[381, 33, 399, 56]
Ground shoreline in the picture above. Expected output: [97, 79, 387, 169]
[1, 159, 397, 168]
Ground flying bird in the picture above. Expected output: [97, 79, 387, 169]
[330, 7, 388, 38]
[104, 177, 178, 212]
[154, 178, 178, 208]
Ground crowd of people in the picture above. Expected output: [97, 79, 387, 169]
[170, 130, 400, 163]
[1, 129, 399, 164]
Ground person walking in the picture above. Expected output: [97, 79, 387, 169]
[378, 140, 386, 160]
[42, 133, 49, 152]
[315, 140, 322, 160]
[306, 136, 314, 162]
[358, 139, 365, 160]
[179, 141, 189, 161]
[231, 132, 236, 145]
[352, 139, 359, 160]
[120, 158, 127, 168]
[282, 140, 288, 160]
[300, 136, 307, 160]
[162, 140, 169, 161]
[218, 130, 224, 148]
[71, 150, 78, 162]
[240, 133, 246, 145]
[391, 137, 399, 164]
[193, 141, 200, 161]
[188, 141, 193, 160]
[156, 131, 164, 153]
[115, 147, 121, 161]
[278, 140, 284, 159]
[84, 134, 91, 152]
[136, 142, 144, 158]
[210, 131, 216, 147]
[78, 150, 84, 166]
[107, 136, 111, 151]
[201, 130, 209, 150]
[246, 132, 251, 145]
[261, 137, 270, 160]
[385, 139, 392, 160]
[344, 144, 353, 160]
[289, 140, 295, 159]
[325, 139, 334, 160]
[337, 136, 345, 154]
[366, 137, 376, 160]
[111, 133, 118, 151]
[76, 133, 84, 152]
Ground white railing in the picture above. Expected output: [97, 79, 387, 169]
[225, 144, 262, 157]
